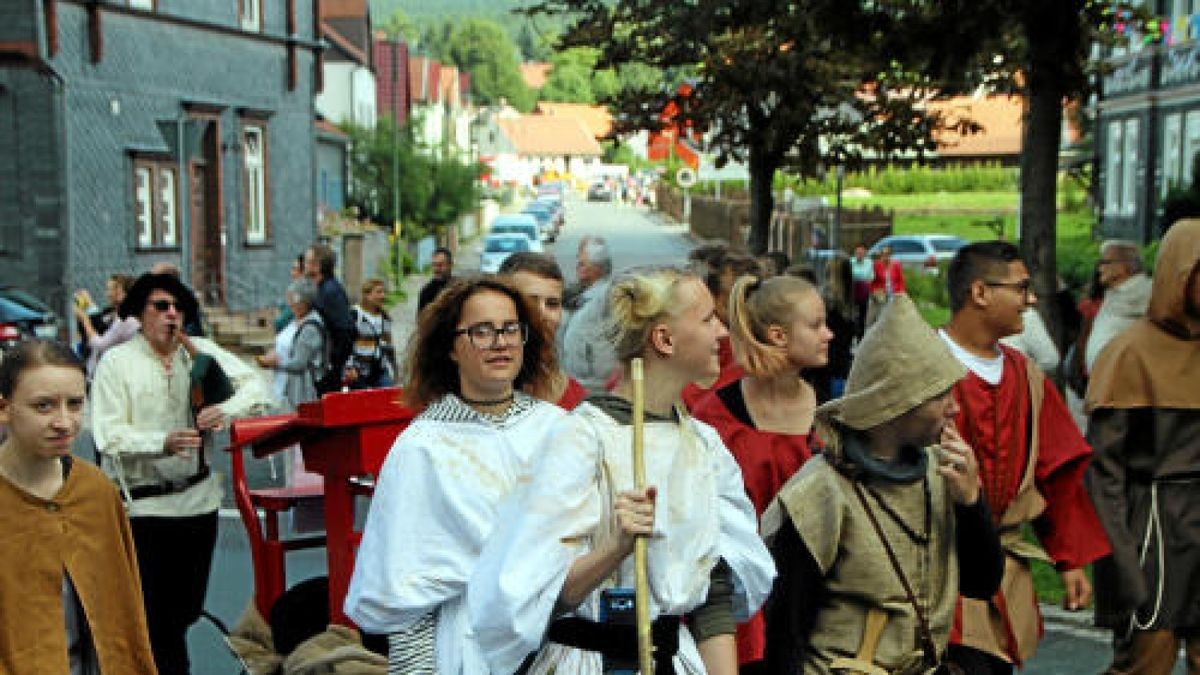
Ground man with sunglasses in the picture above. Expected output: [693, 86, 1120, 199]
[936, 241, 1110, 673]
[91, 272, 272, 675]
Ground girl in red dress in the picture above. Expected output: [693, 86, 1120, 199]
[691, 274, 833, 673]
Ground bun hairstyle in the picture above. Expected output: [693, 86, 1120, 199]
[728, 274, 817, 377]
[606, 266, 694, 363]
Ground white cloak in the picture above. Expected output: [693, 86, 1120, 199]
[343, 393, 565, 674]
[468, 402, 777, 674]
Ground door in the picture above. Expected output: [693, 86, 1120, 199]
[189, 121, 224, 305]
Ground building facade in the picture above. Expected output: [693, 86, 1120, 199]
[1098, 0, 1200, 241]
[0, 0, 322, 317]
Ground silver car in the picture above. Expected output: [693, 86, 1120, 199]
[868, 234, 967, 271]
[480, 233, 533, 274]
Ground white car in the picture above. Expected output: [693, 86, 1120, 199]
[868, 234, 967, 271]
[480, 233, 533, 274]
[489, 214, 544, 252]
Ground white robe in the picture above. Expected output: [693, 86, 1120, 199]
[468, 402, 777, 675]
[343, 394, 565, 674]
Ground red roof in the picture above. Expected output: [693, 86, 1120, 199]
[521, 62, 552, 89]
[929, 94, 1024, 158]
[321, 22, 369, 66]
[536, 102, 614, 139]
[373, 38, 411, 124]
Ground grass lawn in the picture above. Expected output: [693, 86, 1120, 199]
[891, 210, 1095, 243]
[841, 190, 1019, 212]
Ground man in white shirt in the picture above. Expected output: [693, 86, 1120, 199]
[91, 272, 272, 675]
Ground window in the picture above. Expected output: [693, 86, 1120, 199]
[1184, 110, 1200, 186]
[128, 0, 155, 9]
[1163, 113, 1183, 197]
[242, 124, 268, 244]
[133, 158, 179, 248]
[1105, 121, 1123, 214]
[1122, 119, 1139, 216]
[239, 0, 261, 31]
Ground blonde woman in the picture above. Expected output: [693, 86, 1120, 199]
[470, 266, 776, 675]
[691, 274, 831, 671]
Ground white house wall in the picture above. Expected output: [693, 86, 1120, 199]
[317, 62, 377, 128]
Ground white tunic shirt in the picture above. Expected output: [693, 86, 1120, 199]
[468, 402, 777, 675]
[344, 393, 565, 674]
[90, 333, 273, 517]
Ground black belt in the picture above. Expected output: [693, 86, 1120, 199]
[541, 615, 681, 674]
[128, 466, 211, 500]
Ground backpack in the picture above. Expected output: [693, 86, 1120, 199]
[296, 316, 341, 395]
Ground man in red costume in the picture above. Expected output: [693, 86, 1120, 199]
[937, 241, 1110, 673]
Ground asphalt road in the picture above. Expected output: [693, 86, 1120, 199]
[184, 196, 1184, 673]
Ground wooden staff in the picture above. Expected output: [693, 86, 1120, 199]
[630, 358, 654, 674]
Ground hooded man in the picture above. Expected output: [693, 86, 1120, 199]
[1085, 219, 1200, 674]
[762, 295, 1004, 675]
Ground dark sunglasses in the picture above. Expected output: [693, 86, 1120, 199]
[150, 299, 181, 312]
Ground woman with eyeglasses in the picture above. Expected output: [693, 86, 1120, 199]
[469, 266, 776, 675]
[344, 276, 565, 673]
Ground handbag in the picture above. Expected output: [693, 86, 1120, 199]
[850, 480, 964, 675]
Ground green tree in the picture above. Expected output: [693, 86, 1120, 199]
[524, 0, 972, 254]
[378, 9, 419, 42]
[887, 1, 1150, 343]
[443, 18, 536, 111]
[342, 116, 481, 234]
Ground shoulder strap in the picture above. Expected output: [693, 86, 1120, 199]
[850, 479, 940, 666]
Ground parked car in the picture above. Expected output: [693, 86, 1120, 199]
[480, 233, 533, 274]
[522, 202, 560, 242]
[868, 234, 967, 272]
[489, 214, 544, 252]
[533, 196, 566, 227]
[587, 183, 615, 202]
[0, 286, 61, 352]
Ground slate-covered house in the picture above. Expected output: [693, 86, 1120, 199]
[0, 0, 323, 318]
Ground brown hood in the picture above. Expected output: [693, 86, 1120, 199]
[1085, 219, 1200, 411]
[1148, 218, 1200, 339]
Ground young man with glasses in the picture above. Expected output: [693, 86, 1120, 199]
[90, 272, 273, 675]
[935, 241, 1111, 673]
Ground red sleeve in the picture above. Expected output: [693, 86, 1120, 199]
[556, 377, 589, 411]
[892, 263, 906, 294]
[1032, 377, 1111, 569]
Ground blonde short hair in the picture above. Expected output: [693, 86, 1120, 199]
[607, 266, 695, 363]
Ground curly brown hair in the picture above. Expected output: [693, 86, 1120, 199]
[404, 276, 558, 409]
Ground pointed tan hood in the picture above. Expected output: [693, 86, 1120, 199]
[815, 295, 965, 442]
[1148, 219, 1200, 340]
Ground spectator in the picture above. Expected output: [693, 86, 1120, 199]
[73, 273, 138, 379]
[560, 237, 618, 393]
[850, 243, 875, 339]
[1001, 307, 1061, 375]
[274, 254, 306, 333]
[348, 278, 396, 389]
[758, 251, 790, 278]
[499, 251, 588, 409]
[304, 243, 354, 388]
[417, 247, 454, 314]
[865, 245, 906, 328]
[938, 242, 1109, 672]
[1085, 219, 1200, 675]
[763, 295, 1003, 674]
[90, 272, 272, 674]
[344, 277, 564, 672]
[1065, 267, 1107, 397]
[258, 278, 326, 408]
[74, 273, 133, 363]
[1084, 240, 1152, 372]
[680, 250, 762, 407]
[0, 340, 157, 674]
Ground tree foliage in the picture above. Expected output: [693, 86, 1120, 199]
[342, 116, 481, 236]
[442, 18, 537, 111]
[523, 0, 977, 253]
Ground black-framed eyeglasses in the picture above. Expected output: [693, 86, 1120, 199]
[150, 299, 180, 312]
[454, 321, 528, 349]
[983, 279, 1034, 297]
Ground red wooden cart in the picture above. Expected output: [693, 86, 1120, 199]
[225, 387, 416, 624]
